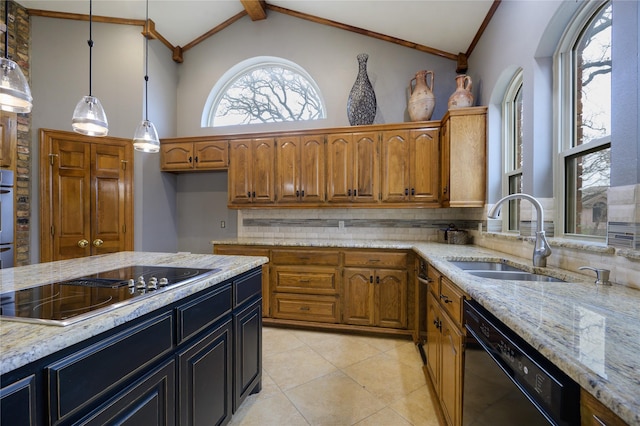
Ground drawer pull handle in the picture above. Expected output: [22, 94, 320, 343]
[299, 279, 310, 283]
[376, 276, 380, 284]
[369, 259, 380, 263]
[300, 306, 310, 311]
[440, 294, 452, 304]
[370, 276, 373, 284]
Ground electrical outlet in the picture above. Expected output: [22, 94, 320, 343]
[221, 221, 226, 228]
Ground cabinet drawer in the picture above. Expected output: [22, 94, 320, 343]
[273, 266, 338, 294]
[47, 312, 174, 425]
[176, 284, 232, 344]
[344, 251, 408, 268]
[427, 264, 442, 297]
[439, 277, 465, 326]
[234, 268, 262, 307]
[272, 294, 339, 323]
[271, 249, 339, 266]
[214, 245, 270, 258]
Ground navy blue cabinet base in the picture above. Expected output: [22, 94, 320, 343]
[0, 267, 263, 426]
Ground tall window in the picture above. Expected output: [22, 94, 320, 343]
[203, 57, 326, 127]
[557, 1, 611, 239]
[502, 69, 523, 231]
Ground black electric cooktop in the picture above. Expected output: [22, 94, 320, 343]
[0, 265, 219, 326]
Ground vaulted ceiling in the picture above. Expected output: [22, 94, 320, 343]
[20, 0, 500, 65]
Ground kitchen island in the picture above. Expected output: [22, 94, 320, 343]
[0, 251, 268, 425]
[213, 238, 640, 426]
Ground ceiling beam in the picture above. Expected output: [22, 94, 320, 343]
[240, 0, 267, 21]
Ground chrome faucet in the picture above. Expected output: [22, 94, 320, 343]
[487, 193, 552, 267]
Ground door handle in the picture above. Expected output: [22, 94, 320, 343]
[93, 239, 104, 247]
[77, 239, 89, 248]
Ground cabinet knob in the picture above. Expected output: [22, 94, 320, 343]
[300, 306, 310, 311]
[411, 188, 415, 196]
[188, 156, 192, 163]
[301, 190, 305, 197]
[405, 188, 409, 196]
[93, 239, 104, 247]
[77, 239, 89, 248]
[376, 276, 380, 284]
[370, 275, 373, 284]
[348, 189, 352, 196]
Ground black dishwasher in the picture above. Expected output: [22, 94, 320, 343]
[463, 299, 580, 426]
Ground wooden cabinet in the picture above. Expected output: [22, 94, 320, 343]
[271, 248, 340, 323]
[580, 388, 627, 426]
[381, 128, 439, 204]
[276, 135, 325, 203]
[0, 112, 16, 169]
[343, 251, 408, 329]
[161, 140, 228, 171]
[326, 132, 379, 203]
[228, 138, 275, 205]
[425, 266, 465, 426]
[39, 130, 134, 262]
[440, 107, 487, 207]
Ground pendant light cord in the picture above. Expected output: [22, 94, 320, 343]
[4, 0, 9, 59]
[144, 0, 149, 121]
[88, 0, 94, 96]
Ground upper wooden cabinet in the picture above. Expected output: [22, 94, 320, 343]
[228, 138, 276, 205]
[161, 140, 228, 171]
[326, 132, 379, 203]
[440, 107, 487, 207]
[276, 135, 325, 204]
[380, 128, 439, 204]
[0, 112, 17, 169]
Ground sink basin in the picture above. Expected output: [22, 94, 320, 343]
[449, 260, 566, 282]
[467, 270, 565, 282]
[449, 261, 524, 272]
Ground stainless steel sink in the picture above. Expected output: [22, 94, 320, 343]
[449, 260, 566, 282]
[449, 261, 524, 272]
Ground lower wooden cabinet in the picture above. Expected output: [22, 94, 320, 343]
[580, 388, 627, 426]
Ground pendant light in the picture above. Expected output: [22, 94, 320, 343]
[0, 0, 32, 113]
[132, 0, 159, 153]
[72, 0, 108, 136]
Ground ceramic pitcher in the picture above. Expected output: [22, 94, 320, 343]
[448, 74, 473, 109]
[408, 70, 436, 121]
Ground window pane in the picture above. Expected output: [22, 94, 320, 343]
[508, 173, 522, 231]
[512, 86, 523, 170]
[565, 146, 610, 236]
[574, 3, 611, 148]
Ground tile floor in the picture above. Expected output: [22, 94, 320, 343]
[229, 326, 440, 426]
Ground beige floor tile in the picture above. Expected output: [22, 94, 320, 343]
[342, 352, 426, 404]
[382, 340, 424, 368]
[305, 334, 383, 368]
[289, 328, 344, 345]
[388, 385, 440, 426]
[228, 392, 310, 426]
[354, 407, 413, 426]
[262, 327, 306, 357]
[356, 334, 411, 352]
[286, 370, 386, 425]
[263, 345, 338, 390]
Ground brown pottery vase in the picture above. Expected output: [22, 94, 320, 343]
[448, 74, 473, 109]
[407, 70, 436, 121]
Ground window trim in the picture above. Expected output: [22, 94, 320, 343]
[554, 0, 611, 241]
[201, 56, 326, 128]
[501, 68, 523, 232]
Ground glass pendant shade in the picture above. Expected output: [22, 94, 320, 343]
[133, 119, 160, 153]
[72, 95, 108, 136]
[0, 57, 32, 113]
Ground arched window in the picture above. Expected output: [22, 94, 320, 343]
[202, 57, 326, 127]
[556, 0, 611, 239]
[502, 69, 523, 232]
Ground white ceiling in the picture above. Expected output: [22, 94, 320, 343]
[18, 0, 496, 56]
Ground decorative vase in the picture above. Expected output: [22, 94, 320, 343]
[448, 74, 474, 109]
[347, 53, 377, 125]
[408, 70, 436, 121]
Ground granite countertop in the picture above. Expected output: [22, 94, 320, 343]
[0, 251, 268, 376]
[213, 238, 640, 425]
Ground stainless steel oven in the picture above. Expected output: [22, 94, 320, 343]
[463, 299, 580, 426]
[0, 169, 14, 269]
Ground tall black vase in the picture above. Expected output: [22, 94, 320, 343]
[347, 53, 377, 126]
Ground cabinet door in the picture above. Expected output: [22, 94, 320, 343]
[228, 139, 253, 204]
[252, 138, 276, 204]
[380, 130, 410, 202]
[410, 128, 439, 203]
[440, 119, 451, 205]
[160, 142, 194, 170]
[352, 132, 379, 203]
[276, 136, 301, 203]
[178, 318, 233, 426]
[425, 292, 440, 390]
[299, 135, 325, 203]
[439, 311, 463, 426]
[343, 268, 374, 326]
[0, 112, 16, 169]
[233, 298, 262, 412]
[375, 269, 407, 329]
[194, 141, 228, 169]
[91, 144, 131, 256]
[326, 133, 352, 202]
[0, 375, 37, 426]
